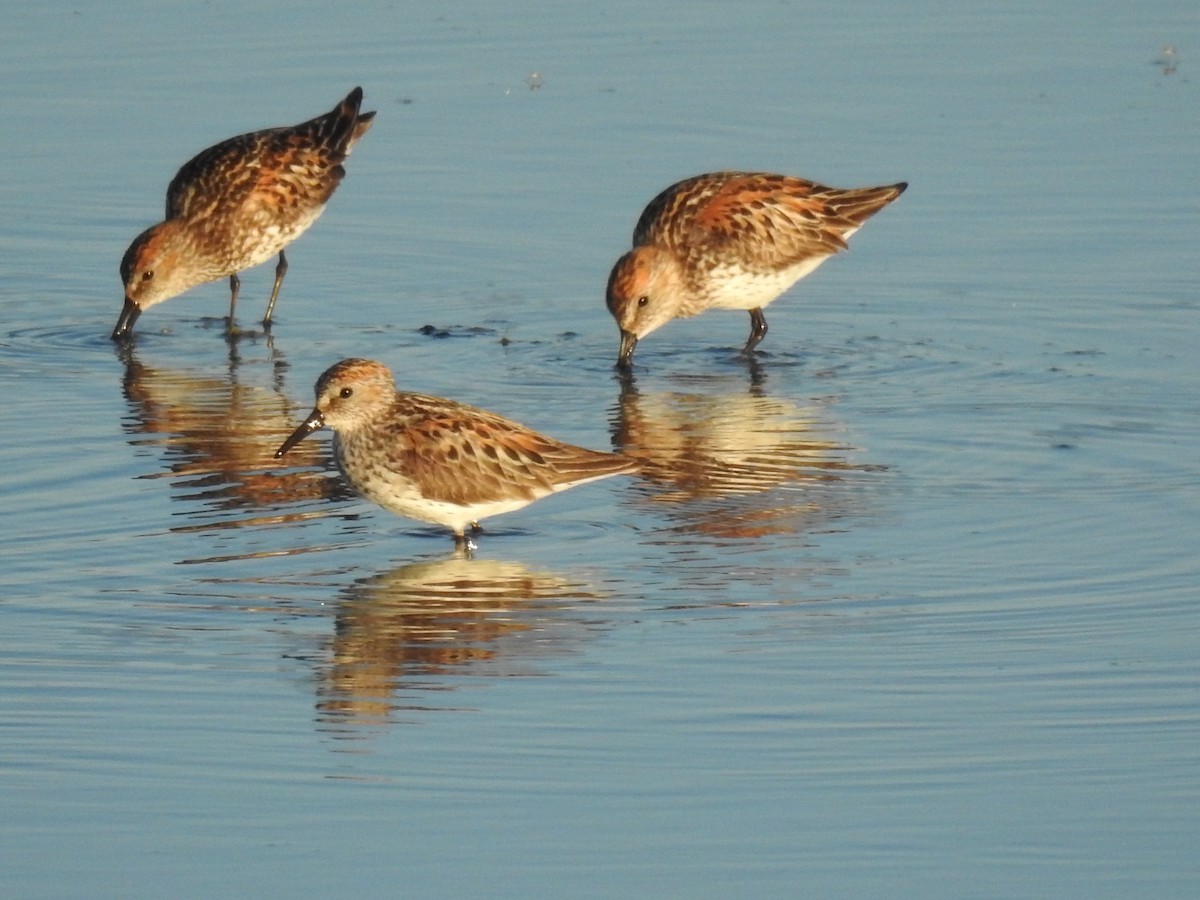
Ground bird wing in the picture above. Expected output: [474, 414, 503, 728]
[688, 173, 854, 263]
[391, 405, 557, 506]
[162, 88, 372, 222]
[393, 400, 633, 506]
[164, 126, 346, 223]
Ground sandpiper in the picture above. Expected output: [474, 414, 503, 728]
[275, 359, 639, 546]
[114, 87, 375, 339]
[605, 171, 906, 366]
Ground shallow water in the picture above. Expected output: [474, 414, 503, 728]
[2, 1, 1198, 897]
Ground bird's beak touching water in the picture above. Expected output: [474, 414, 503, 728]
[617, 330, 638, 369]
[111, 297, 142, 341]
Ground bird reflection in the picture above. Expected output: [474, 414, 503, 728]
[315, 554, 604, 729]
[612, 373, 882, 540]
[118, 343, 347, 532]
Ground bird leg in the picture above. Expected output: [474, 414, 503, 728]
[743, 307, 769, 354]
[221, 273, 244, 336]
[453, 530, 479, 555]
[227, 273, 241, 323]
[262, 251, 288, 327]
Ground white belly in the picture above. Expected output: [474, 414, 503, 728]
[699, 256, 831, 311]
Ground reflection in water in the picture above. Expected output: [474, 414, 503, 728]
[612, 373, 884, 541]
[118, 343, 347, 535]
[315, 554, 604, 729]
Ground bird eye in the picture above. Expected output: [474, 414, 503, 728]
[339, 387, 353, 399]
[637, 296, 649, 308]
[142, 271, 154, 282]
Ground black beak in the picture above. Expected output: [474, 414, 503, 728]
[275, 409, 326, 458]
[112, 297, 142, 341]
[616, 330, 638, 369]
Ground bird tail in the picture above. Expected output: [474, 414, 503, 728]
[833, 182, 908, 226]
[325, 87, 376, 156]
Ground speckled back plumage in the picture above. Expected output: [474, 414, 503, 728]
[632, 172, 906, 275]
[164, 87, 373, 226]
[337, 391, 634, 508]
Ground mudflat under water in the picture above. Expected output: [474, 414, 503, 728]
[2, 2, 1197, 897]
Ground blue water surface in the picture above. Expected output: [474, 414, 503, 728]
[1, 1, 1197, 897]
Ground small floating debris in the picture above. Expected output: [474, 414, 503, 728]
[1153, 44, 1179, 76]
